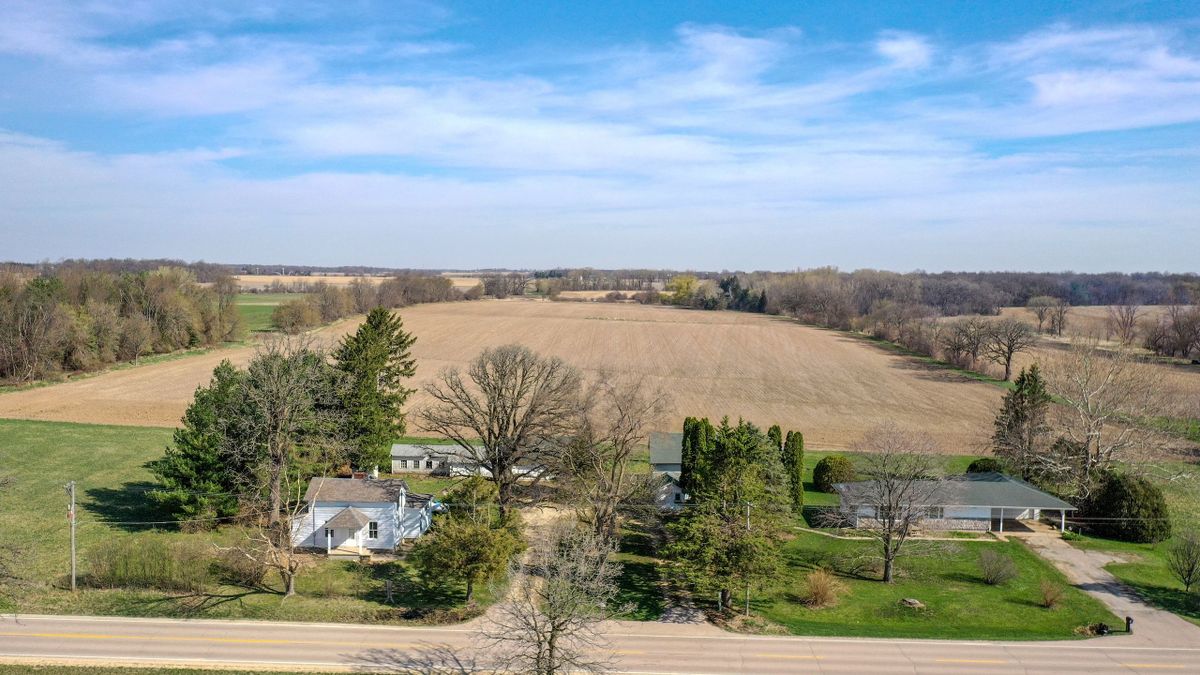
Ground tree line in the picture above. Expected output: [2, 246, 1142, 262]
[270, 274, 478, 334]
[0, 266, 241, 383]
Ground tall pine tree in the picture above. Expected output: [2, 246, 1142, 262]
[992, 364, 1051, 481]
[783, 430, 805, 512]
[149, 360, 247, 523]
[666, 418, 786, 612]
[333, 308, 417, 470]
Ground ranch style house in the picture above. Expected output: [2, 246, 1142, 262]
[834, 471, 1077, 532]
[292, 477, 434, 557]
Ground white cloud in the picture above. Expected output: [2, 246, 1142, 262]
[0, 9, 1198, 270]
[876, 32, 932, 69]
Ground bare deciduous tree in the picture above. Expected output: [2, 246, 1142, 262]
[1106, 304, 1141, 345]
[562, 374, 670, 543]
[984, 319, 1037, 381]
[1167, 530, 1200, 594]
[1049, 299, 1070, 336]
[224, 336, 349, 597]
[481, 524, 627, 675]
[843, 425, 942, 583]
[238, 336, 346, 525]
[1026, 296, 1057, 333]
[418, 344, 583, 518]
[1042, 338, 1176, 499]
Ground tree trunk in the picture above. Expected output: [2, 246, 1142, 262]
[719, 588, 732, 611]
[282, 568, 295, 597]
[1003, 358, 1012, 381]
[883, 557, 894, 583]
[465, 578, 475, 603]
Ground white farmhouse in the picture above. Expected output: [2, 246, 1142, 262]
[292, 477, 434, 557]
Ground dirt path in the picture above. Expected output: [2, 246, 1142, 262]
[1022, 531, 1200, 647]
[0, 300, 1006, 450]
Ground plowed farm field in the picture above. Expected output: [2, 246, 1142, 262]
[0, 300, 1006, 450]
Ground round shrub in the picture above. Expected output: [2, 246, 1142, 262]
[967, 458, 1005, 474]
[813, 455, 856, 493]
[1086, 472, 1172, 543]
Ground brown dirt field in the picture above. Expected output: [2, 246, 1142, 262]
[0, 300, 1009, 451]
[556, 290, 623, 300]
[235, 274, 482, 290]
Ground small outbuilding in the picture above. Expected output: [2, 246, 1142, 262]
[834, 472, 1076, 532]
[648, 432, 687, 510]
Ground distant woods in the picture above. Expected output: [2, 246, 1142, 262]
[0, 266, 241, 383]
[269, 274, 475, 334]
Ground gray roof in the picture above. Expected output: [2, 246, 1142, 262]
[649, 432, 683, 466]
[323, 506, 370, 529]
[390, 443, 474, 459]
[303, 477, 409, 503]
[835, 472, 1076, 510]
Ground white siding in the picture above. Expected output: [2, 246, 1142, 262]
[292, 501, 400, 550]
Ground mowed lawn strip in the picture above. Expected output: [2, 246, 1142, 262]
[234, 292, 308, 333]
[0, 418, 492, 622]
[758, 533, 1118, 639]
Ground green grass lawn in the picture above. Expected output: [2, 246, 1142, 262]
[756, 532, 1117, 639]
[613, 518, 667, 620]
[0, 418, 491, 623]
[235, 293, 308, 332]
[1063, 463, 1200, 628]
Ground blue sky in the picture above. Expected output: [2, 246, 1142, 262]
[1, 1, 1198, 271]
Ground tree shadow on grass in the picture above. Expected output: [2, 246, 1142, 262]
[1123, 581, 1200, 622]
[125, 588, 264, 617]
[615, 560, 665, 620]
[82, 479, 171, 531]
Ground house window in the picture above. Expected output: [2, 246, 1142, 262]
[926, 506, 945, 519]
[673, 492, 682, 503]
[425, 459, 434, 469]
[368, 522, 379, 539]
[324, 528, 333, 539]
[400, 459, 409, 469]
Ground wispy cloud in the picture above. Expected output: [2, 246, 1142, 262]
[0, 4, 1197, 270]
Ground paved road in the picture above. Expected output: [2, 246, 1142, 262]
[2, 614, 1199, 673]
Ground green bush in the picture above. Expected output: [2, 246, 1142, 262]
[813, 456, 856, 493]
[85, 533, 210, 592]
[1085, 472, 1172, 543]
[966, 458, 1004, 474]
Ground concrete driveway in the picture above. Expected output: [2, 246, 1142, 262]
[1020, 530, 1200, 647]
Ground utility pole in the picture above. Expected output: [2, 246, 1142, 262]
[744, 501, 752, 616]
[65, 480, 76, 592]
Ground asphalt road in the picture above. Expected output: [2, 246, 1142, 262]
[2, 614, 1198, 674]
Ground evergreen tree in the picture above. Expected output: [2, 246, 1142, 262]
[149, 360, 246, 523]
[767, 425, 782, 452]
[665, 419, 786, 612]
[783, 430, 805, 512]
[679, 416, 716, 496]
[332, 308, 417, 470]
[992, 365, 1051, 481]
